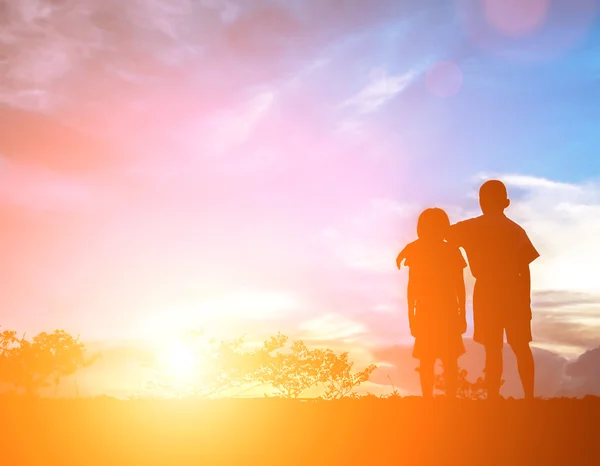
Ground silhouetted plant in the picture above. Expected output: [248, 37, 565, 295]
[252, 336, 376, 399]
[380, 375, 401, 398]
[253, 339, 324, 398]
[195, 333, 285, 398]
[320, 351, 376, 400]
[143, 331, 376, 399]
[0, 329, 99, 396]
[434, 367, 505, 400]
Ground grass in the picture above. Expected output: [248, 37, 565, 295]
[1, 396, 598, 465]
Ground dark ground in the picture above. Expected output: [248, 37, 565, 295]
[1, 396, 599, 465]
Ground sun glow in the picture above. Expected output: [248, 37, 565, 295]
[155, 340, 201, 382]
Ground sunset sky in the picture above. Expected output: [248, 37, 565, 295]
[1, 0, 600, 398]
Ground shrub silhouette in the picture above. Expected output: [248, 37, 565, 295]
[253, 338, 324, 398]
[247, 335, 376, 399]
[144, 332, 376, 399]
[0, 329, 98, 396]
[434, 367, 505, 399]
[320, 351, 376, 400]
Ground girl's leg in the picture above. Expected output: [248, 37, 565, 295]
[442, 357, 458, 398]
[419, 358, 436, 398]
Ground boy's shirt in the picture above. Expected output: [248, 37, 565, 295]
[447, 214, 539, 284]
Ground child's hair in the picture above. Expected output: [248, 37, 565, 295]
[417, 208, 450, 241]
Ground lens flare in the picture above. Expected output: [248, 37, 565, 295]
[426, 61, 463, 98]
[484, 0, 549, 37]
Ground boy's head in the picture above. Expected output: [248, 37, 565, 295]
[417, 208, 450, 242]
[479, 180, 510, 215]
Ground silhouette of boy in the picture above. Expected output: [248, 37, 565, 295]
[396, 208, 467, 398]
[447, 180, 539, 400]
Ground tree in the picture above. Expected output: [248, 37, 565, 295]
[253, 336, 377, 399]
[143, 331, 376, 400]
[253, 339, 323, 398]
[320, 351, 376, 400]
[0, 329, 99, 396]
[189, 333, 277, 398]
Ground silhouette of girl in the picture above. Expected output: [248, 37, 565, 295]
[396, 208, 467, 398]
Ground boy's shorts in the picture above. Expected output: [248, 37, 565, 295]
[473, 279, 533, 349]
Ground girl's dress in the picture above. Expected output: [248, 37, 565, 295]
[402, 239, 467, 361]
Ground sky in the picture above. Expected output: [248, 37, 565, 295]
[1, 0, 600, 398]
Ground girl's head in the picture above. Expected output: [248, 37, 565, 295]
[417, 208, 450, 241]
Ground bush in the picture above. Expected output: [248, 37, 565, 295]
[434, 367, 505, 400]
[253, 337, 376, 399]
[0, 329, 98, 396]
[145, 332, 377, 399]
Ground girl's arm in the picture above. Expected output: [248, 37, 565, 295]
[456, 269, 467, 333]
[407, 269, 417, 336]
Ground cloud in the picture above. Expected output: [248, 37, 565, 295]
[205, 288, 302, 318]
[0, 159, 104, 211]
[0, 1, 169, 110]
[0, 105, 123, 171]
[201, 0, 241, 24]
[493, 174, 583, 192]
[532, 290, 600, 310]
[492, 174, 600, 295]
[298, 313, 368, 342]
[129, 288, 305, 342]
[533, 309, 600, 354]
[558, 346, 600, 397]
[0, 0, 427, 115]
[320, 198, 421, 273]
[529, 290, 600, 354]
[176, 89, 276, 155]
[0, 0, 452, 175]
[341, 68, 417, 115]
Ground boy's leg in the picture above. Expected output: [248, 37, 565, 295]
[473, 282, 503, 400]
[442, 357, 458, 398]
[478, 319, 504, 400]
[508, 319, 535, 400]
[484, 345, 503, 400]
[419, 358, 436, 398]
[511, 343, 534, 400]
